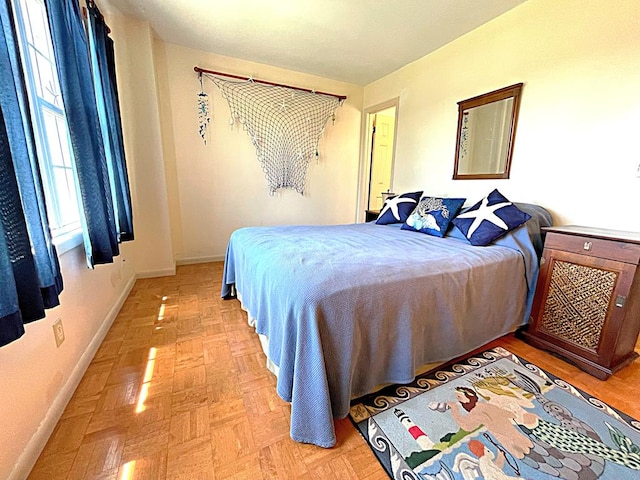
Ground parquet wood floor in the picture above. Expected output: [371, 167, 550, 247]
[27, 262, 640, 479]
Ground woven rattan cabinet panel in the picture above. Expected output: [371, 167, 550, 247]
[523, 226, 640, 380]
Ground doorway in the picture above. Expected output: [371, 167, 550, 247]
[363, 101, 398, 212]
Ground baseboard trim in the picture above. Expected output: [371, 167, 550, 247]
[9, 274, 136, 480]
[135, 267, 176, 279]
[176, 255, 225, 265]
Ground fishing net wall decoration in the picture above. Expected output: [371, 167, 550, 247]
[199, 72, 343, 195]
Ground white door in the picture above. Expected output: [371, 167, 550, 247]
[368, 111, 395, 210]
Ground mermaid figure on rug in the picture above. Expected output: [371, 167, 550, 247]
[437, 370, 640, 479]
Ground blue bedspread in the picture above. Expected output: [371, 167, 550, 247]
[221, 205, 551, 447]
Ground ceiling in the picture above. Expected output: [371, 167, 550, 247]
[102, 0, 526, 86]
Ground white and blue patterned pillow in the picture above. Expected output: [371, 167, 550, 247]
[452, 189, 531, 246]
[375, 191, 423, 225]
[401, 196, 466, 237]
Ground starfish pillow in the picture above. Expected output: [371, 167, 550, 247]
[452, 189, 531, 246]
[375, 191, 423, 225]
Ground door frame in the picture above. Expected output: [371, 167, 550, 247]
[356, 98, 400, 221]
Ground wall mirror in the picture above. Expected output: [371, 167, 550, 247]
[453, 83, 523, 180]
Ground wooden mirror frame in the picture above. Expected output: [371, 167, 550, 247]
[453, 83, 523, 180]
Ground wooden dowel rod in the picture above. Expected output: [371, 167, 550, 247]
[194, 66, 347, 101]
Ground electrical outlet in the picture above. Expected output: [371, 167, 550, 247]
[52, 318, 65, 347]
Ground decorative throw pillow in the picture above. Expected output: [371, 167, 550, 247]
[452, 189, 531, 246]
[375, 191, 423, 225]
[401, 196, 466, 237]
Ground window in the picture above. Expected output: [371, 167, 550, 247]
[13, 0, 81, 246]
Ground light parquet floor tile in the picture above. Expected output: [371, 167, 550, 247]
[122, 418, 171, 461]
[165, 437, 214, 480]
[116, 452, 167, 480]
[27, 261, 640, 479]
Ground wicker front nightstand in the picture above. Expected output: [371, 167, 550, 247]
[523, 225, 640, 380]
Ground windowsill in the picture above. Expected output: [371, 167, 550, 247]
[53, 228, 83, 256]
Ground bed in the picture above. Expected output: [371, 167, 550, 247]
[221, 203, 552, 448]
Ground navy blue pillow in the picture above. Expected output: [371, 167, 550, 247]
[375, 191, 423, 225]
[401, 196, 466, 237]
[452, 189, 531, 246]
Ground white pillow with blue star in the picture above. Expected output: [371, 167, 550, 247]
[452, 189, 531, 246]
[375, 191, 423, 225]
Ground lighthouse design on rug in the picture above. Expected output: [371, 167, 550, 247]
[394, 408, 434, 450]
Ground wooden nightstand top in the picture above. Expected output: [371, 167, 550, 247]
[365, 209, 380, 222]
[543, 225, 640, 245]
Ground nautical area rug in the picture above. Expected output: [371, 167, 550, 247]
[349, 347, 640, 480]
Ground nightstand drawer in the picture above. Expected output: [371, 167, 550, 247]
[544, 232, 640, 264]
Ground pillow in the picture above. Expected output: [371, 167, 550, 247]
[452, 189, 531, 246]
[375, 191, 423, 225]
[401, 196, 466, 237]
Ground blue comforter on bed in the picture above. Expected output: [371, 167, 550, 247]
[221, 205, 551, 447]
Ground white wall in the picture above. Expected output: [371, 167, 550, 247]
[155, 43, 364, 264]
[363, 0, 640, 231]
[108, 15, 176, 277]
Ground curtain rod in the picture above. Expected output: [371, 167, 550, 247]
[193, 66, 347, 101]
